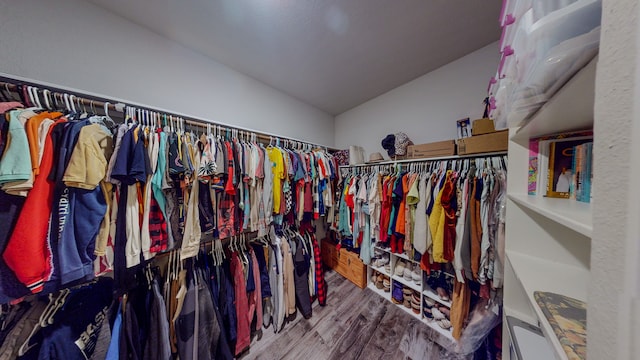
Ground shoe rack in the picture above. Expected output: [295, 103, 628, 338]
[367, 245, 456, 349]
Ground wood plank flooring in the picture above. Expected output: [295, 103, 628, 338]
[240, 271, 471, 360]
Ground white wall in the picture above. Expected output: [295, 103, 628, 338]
[334, 42, 499, 158]
[0, 0, 334, 146]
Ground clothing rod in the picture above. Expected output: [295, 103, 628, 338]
[0, 73, 338, 151]
[338, 151, 508, 168]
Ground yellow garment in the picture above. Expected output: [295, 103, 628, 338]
[267, 147, 284, 214]
[63, 124, 114, 190]
[428, 172, 447, 263]
[451, 279, 471, 340]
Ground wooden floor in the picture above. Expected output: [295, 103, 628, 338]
[241, 270, 470, 360]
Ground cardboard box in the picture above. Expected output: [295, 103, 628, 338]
[472, 118, 496, 136]
[407, 140, 456, 159]
[457, 130, 508, 155]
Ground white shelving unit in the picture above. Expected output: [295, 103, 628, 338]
[502, 57, 596, 360]
[508, 194, 592, 238]
[367, 246, 455, 345]
[423, 288, 452, 308]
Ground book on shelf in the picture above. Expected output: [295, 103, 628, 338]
[528, 131, 593, 197]
[547, 138, 593, 198]
[574, 142, 593, 203]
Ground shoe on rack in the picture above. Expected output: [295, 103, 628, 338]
[431, 307, 446, 320]
[394, 260, 406, 277]
[424, 297, 436, 308]
[423, 307, 433, 319]
[383, 277, 391, 292]
[403, 298, 412, 309]
[437, 319, 452, 330]
[436, 287, 450, 302]
[376, 275, 384, 289]
[411, 267, 421, 285]
[374, 254, 390, 267]
[438, 306, 450, 318]
[403, 265, 413, 282]
[411, 292, 420, 306]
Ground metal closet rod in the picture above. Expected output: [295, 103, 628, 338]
[0, 75, 337, 151]
[338, 151, 508, 168]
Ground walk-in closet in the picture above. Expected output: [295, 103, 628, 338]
[0, 0, 637, 359]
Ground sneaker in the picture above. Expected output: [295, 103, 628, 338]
[431, 307, 446, 320]
[423, 307, 433, 319]
[394, 260, 406, 277]
[437, 319, 452, 330]
[438, 306, 450, 318]
[412, 267, 421, 285]
[374, 254, 390, 267]
[403, 265, 413, 282]
[424, 297, 436, 308]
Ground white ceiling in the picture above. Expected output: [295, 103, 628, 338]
[86, 0, 502, 115]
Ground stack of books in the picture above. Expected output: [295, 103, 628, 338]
[528, 131, 593, 203]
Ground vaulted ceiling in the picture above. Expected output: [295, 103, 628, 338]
[87, 0, 502, 115]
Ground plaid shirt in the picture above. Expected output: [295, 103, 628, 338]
[218, 192, 235, 239]
[310, 232, 326, 306]
[148, 196, 168, 253]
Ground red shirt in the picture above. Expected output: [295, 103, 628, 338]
[4, 118, 66, 293]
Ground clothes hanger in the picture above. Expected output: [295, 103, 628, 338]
[26, 86, 36, 109]
[63, 94, 71, 113]
[0, 84, 8, 102]
[32, 87, 44, 109]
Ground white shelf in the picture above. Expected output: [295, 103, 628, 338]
[423, 288, 452, 308]
[374, 245, 390, 253]
[508, 193, 592, 238]
[394, 252, 419, 263]
[367, 282, 390, 301]
[504, 305, 538, 327]
[392, 275, 422, 293]
[506, 250, 589, 360]
[422, 317, 454, 341]
[370, 263, 391, 277]
[395, 295, 423, 319]
[512, 56, 597, 141]
[391, 293, 455, 341]
[368, 278, 455, 344]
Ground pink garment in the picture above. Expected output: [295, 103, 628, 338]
[231, 252, 250, 355]
[249, 249, 263, 331]
[0, 102, 23, 113]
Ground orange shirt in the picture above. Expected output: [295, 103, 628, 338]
[395, 174, 410, 235]
[25, 111, 62, 175]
